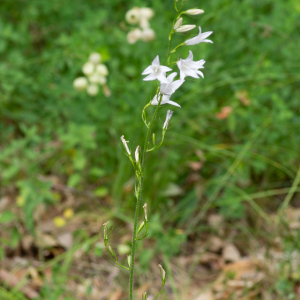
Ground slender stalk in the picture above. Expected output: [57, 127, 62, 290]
[129, 98, 162, 300]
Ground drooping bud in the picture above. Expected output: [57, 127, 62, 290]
[121, 135, 131, 155]
[163, 110, 174, 130]
[143, 203, 148, 221]
[135, 146, 140, 162]
[137, 221, 145, 234]
[142, 292, 148, 300]
[127, 255, 131, 267]
[175, 25, 196, 33]
[158, 264, 166, 282]
[184, 9, 204, 15]
[173, 18, 183, 30]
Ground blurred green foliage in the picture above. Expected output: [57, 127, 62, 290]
[0, 0, 300, 270]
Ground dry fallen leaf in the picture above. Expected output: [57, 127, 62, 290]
[222, 244, 241, 263]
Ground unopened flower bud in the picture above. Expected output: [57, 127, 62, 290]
[135, 146, 140, 162]
[96, 64, 109, 76]
[127, 255, 131, 267]
[173, 18, 183, 30]
[176, 25, 196, 33]
[82, 62, 94, 76]
[73, 77, 88, 91]
[89, 52, 101, 64]
[143, 203, 148, 221]
[103, 221, 109, 240]
[121, 135, 131, 155]
[137, 221, 145, 234]
[87, 84, 99, 96]
[158, 264, 166, 281]
[163, 110, 174, 130]
[184, 9, 204, 15]
[125, 7, 140, 25]
[152, 133, 155, 146]
[142, 292, 148, 300]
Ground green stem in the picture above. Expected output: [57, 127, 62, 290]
[129, 97, 162, 300]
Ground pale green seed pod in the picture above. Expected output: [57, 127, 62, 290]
[137, 221, 145, 234]
[142, 292, 147, 300]
[127, 255, 131, 267]
[108, 246, 117, 261]
[152, 133, 155, 146]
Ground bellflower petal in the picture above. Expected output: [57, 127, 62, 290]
[142, 55, 171, 83]
[185, 26, 213, 45]
[177, 51, 206, 80]
[151, 94, 181, 108]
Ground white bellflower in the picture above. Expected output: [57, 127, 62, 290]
[151, 94, 180, 108]
[177, 51, 205, 81]
[160, 72, 184, 95]
[142, 55, 172, 83]
[185, 26, 213, 45]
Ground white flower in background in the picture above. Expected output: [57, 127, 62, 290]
[175, 25, 196, 33]
[125, 7, 140, 25]
[141, 28, 155, 42]
[89, 73, 107, 85]
[185, 26, 213, 45]
[177, 51, 206, 80]
[121, 135, 131, 155]
[89, 52, 101, 64]
[74, 53, 110, 97]
[135, 146, 140, 162]
[87, 84, 99, 96]
[127, 28, 143, 44]
[173, 18, 183, 30]
[163, 110, 174, 129]
[82, 62, 94, 76]
[142, 55, 171, 83]
[139, 18, 150, 29]
[96, 64, 109, 76]
[73, 77, 88, 91]
[140, 7, 154, 20]
[160, 72, 184, 95]
[151, 94, 181, 108]
[125, 7, 156, 43]
[184, 9, 204, 15]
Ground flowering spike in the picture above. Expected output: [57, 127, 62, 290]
[121, 135, 131, 155]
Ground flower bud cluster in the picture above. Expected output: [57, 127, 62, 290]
[73, 52, 111, 97]
[125, 7, 155, 44]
